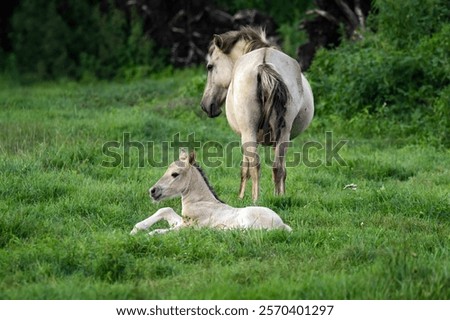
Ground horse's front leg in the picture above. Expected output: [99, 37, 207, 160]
[130, 207, 183, 235]
[239, 136, 260, 202]
[273, 138, 289, 196]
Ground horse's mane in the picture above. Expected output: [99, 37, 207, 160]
[192, 162, 224, 203]
[209, 26, 276, 55]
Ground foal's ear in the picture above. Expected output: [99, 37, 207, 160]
[213, 34, 223, 49]
[188, 151, 196, 165]
[179, 149, 195, 166]
[179, 148, 188, 162]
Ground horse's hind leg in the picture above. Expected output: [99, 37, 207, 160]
[251, 156, 261, 202]
[273, 140, 289, 195]
[238, 161, 250, 199]
[130, 207, 183, 235]
[239, 137, 260, 202]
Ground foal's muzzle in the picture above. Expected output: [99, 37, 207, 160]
[149, 186, 162, 201]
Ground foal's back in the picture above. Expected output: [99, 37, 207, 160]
[238, 206, 292, 231]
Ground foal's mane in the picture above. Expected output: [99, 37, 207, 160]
[209, 26, 276, 56]
[192, 162, 224, 203]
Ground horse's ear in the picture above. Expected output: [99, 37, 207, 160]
[213, 34, 223, 49]
[188, 151, 196, 165]
[179, 148, 188, 162]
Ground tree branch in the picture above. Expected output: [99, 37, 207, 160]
[354, 0, 365, 30]
[334, 0, 359, 29]
[306, 9, 340, 25]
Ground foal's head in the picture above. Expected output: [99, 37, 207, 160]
[200, 26, 273, 118]
[149, 149, 195, 201]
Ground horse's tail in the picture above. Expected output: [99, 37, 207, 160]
[256, 63, 290, 143]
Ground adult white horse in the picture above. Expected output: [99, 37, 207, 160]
[130, 149, 291, 236]
[201, 26, 314, 202]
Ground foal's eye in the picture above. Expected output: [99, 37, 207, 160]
[171, 172, 180, 178]
[207, 64, 213, 71]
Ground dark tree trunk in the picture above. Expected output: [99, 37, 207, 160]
[298, 0, 372, 70]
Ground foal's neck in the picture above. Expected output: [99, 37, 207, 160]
[181, 166, 221, 205]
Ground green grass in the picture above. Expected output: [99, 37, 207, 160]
[0, 69, 449, 299]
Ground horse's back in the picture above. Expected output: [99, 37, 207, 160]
[263, 49, 314, 138]
[229, 48, 313, 139]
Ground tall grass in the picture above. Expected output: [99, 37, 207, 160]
[0, 68, 449, 299]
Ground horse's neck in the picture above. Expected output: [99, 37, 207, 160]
[181, 167, 220, 206]
[229, 40, 247, 63]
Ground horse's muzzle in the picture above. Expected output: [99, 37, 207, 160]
[208, 109, 222, 118]
[201, 102, 222, 118]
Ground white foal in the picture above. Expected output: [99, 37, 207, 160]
[130, 149, 292, 236]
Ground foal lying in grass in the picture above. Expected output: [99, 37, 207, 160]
[130, 149, 292, 236]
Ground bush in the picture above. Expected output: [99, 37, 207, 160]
[308, 0, 450, 146]
[372, 0, 449, 49]
[11, 0, 73, 79]
[9, 0, 167, 81]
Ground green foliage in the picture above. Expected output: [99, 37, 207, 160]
[11, 0, 72, 79]
[0, 70, 449, 299]
[372, 0, 450, 48]
[9, 0, 166, 81]
[308, 0, 450, 147]
[278, 19, 307, 58]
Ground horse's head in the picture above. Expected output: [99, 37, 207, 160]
[201, 27, 273, 118]
[149, 149, 195, 201]
[200, 34, 237, 118]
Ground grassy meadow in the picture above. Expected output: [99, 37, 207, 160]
[0, 69, 449, 299]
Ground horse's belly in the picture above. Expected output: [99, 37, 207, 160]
[290, 74, 314, 139]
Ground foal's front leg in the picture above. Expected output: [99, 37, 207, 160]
[130, 207, 183, 235]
